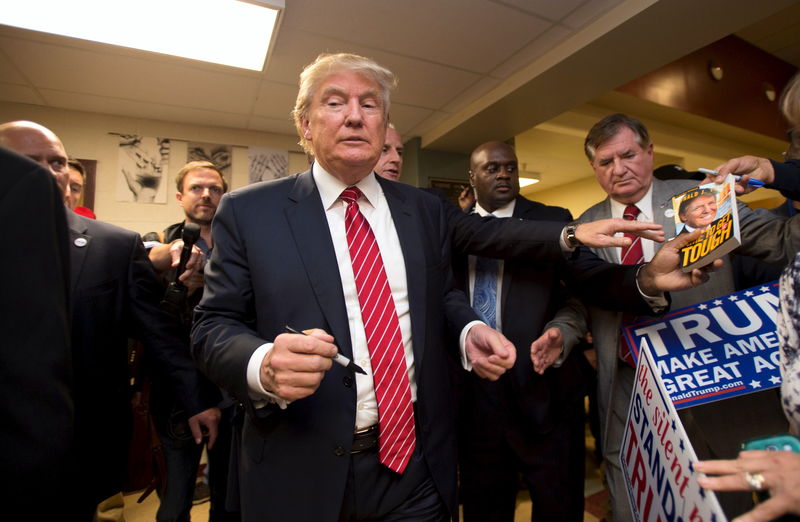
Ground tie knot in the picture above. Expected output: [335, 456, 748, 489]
[623, 204, 640, 221]
[340, 186, 363, 204]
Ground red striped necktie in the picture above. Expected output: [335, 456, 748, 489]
[620, 204, 643, 367]
[620, 204, 644, 265]
[340, 186, 416, 474]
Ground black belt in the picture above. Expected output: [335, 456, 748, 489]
[351, 425, 379, 454]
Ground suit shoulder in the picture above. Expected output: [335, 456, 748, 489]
[653, 178, 698, 203]
[226, 173, 301, 200]
[518, 196, 572, 220]
[578, 198, 608, 221]
[79, 215, 140, 241]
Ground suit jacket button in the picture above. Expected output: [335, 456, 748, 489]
[343, 376, 354, 388]
[334, 446, 346, 457]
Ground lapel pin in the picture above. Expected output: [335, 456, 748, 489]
[74, 237, 88, 248]
[664, 209, 675, 218]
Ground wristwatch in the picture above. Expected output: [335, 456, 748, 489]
[564, 222, 582, 249]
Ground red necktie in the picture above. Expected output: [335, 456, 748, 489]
[620, 205, 644, 265]
[340, 187, 415, 474]
[620, 204, 643, 367]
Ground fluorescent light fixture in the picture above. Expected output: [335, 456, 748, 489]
[0, 0, 284, 71]
[519, 163, 540, 187]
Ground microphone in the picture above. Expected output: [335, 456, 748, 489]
[160, 223, 201, 316]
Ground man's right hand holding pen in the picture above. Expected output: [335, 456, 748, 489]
[260, 328, 338, 402]
[702, 156, 775, 194]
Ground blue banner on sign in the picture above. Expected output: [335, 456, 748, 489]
[622, 282, 781, 409]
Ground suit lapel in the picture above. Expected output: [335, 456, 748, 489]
[65, 210, 90, 300]
[379, 178, 427, 366]
[590, 198, 616, 263]
[651, 179, 676, 242]
[284, 171, 352, 357]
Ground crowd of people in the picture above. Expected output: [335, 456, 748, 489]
[2, 52, 800, 522]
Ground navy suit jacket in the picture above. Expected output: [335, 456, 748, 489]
[66, 210, 214, 510]
[454, 196, 657, 433]
[192, 170, 478, 521]
[0, 148, 73, 515]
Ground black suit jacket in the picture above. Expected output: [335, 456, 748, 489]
[454, 196, 657, 433]
[65, 210, 215, 510]
[0, 148, 73, 514]
[192, 170, 478, 521]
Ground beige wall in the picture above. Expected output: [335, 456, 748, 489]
[0, 102, 307, 235]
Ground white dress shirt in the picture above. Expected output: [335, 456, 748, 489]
[247, 166, 472, 430]
[467, 200, 516, 334]
[608, 183, 656, 262]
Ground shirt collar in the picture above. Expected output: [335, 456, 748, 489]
[474, 198, 516, 218]
[313, 163, 381, 211]
[609, 183, 654, 220]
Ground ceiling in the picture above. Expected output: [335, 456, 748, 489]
[1, 0, 799, 198]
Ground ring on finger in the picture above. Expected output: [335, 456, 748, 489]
[744, 471, 766, 490]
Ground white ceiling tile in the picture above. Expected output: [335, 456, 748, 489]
[0, 83, 45, 105]
[39, 89, 250, 129]
[491, 0, 589, 21]
[262, 29, 358, 85]
[490, 25, 573, 78]
[0, 43, 29, 84]
[247, 115, 297, 135]
[263, 29, 482, 110]
[386, 103, 435, 135]
[406, 110, 454, 138]
[439, 76, 501, 113]
[3, 38, 260, 114]
[562, 0, 625, 29]
[281, 0, 551, 73]
[251, 81, 300, 120]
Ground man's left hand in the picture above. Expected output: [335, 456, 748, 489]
[574, 218, 665, 249]
[465, 324, 516, 380]
[530, 327, 563, 374]
[188, 406, 221, 449]
[637, 229, 722, 294]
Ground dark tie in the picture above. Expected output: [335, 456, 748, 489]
[619, 204, 643, 367]
[472, 256, 498, 329]
[340, 187, 415, 474]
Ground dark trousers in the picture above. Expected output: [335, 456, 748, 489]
[153, 405, 203, 522]
[153, 403, 240, 522]
[459, 379, 586, 522]
[338, 444, 449, 521]
[208, 406, 241, 522]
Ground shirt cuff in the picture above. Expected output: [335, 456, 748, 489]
[635, 265, 669, 313]
[459, 320, 487, 371]
[552, 344, 567, 368]
[246, 342, 289, 409]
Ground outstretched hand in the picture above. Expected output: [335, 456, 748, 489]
[695, 450, 800, 522]
[574, 218, 665, 249]
[706, 155, 774, 195]
[530, 327, 563, 374]
[637, 229, 722, 295]
[465, 324, 516, 380]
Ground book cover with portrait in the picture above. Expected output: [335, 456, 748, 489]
[671, 175, 740, 272]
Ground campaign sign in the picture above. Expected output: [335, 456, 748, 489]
[622, 282, 781, 409]
[621, 340, 725, 522]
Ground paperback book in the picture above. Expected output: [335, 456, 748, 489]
[671, 175, 740, 272]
